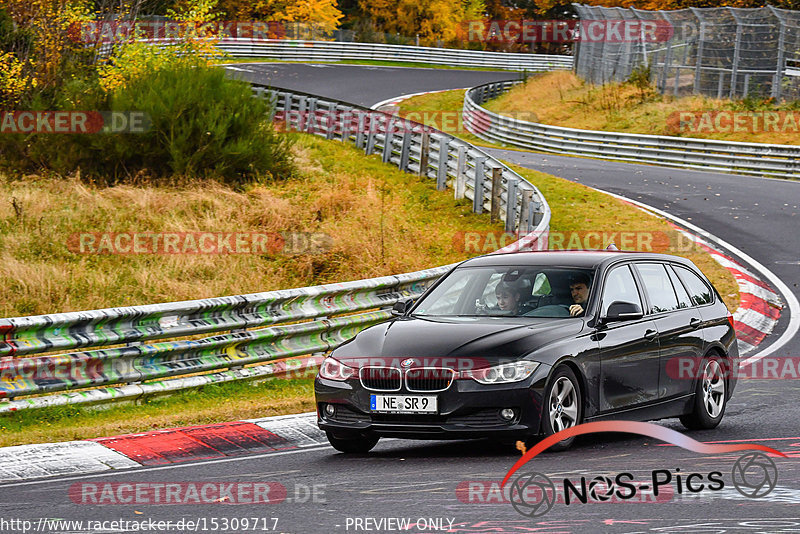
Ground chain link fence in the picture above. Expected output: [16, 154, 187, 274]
[573, 4, 800, 101]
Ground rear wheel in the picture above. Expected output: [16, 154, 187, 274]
[680, 355, 727, 430]
[540, 366, 582, 451]
[325, 431, 379, 453]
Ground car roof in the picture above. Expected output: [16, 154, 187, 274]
[459, 250, 696, 270]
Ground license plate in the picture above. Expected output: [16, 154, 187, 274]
[370, 394, 438, 414]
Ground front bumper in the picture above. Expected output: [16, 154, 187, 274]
[314, 365, 551, 440]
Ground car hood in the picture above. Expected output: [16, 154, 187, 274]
[333, 315, 584, 365]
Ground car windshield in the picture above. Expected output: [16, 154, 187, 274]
[412, 265, 595, 318]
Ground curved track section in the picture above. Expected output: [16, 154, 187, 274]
[2, 64, 799, 533]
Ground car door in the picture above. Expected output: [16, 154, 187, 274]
[597, 264, 661, 412]
[633, 262, 706, 400]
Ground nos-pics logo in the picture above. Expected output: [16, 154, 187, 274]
[502, 422, 783, 518]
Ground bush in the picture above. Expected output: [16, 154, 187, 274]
[106, 64, 294, 184]
[1, 64, 294, 185]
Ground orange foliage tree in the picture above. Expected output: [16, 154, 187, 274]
[216, 0, 343, 36]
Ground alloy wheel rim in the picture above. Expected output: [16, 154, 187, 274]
[702, 360, 725, 418]
[549, 377, 579, 433]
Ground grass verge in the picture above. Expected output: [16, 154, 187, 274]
[0, 378, 315, 447]
[0, 133, 500, 317]
[484, 71, 800, 145]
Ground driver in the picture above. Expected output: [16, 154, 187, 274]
[568, 273, 591, 317]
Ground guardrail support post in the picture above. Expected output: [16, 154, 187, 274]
[473, 157, 487, 214]
[532, 200, 543, 227]
[419, 131, 430, 178]
[382, 122, 394, 163]
[366, 114, 378, 155]
[355, 112, 366, 149]
[339, 109, 351, 142]
[505, 178, 518, 233]
[326, 105, 336, 139]
[490, 167, 502, 223]
[399, 131, 412, 171]
[519, 189, 533, 232]
[436, 136, 449, 190]
[455, 145, 467, 200]
[299, 96, 310, 132]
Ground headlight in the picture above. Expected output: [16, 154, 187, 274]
[466, 361, 540, 385]
[318, 357, 356, 381]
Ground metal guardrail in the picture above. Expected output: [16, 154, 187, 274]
[172, 38, 573, 71]
[0, 84, 551, 412]
[463, 80, 800, 179]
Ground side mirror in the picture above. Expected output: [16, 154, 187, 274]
[601, 301, 644, 323]
[391, 297, 414, 317]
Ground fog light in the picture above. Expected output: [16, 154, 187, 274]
[325, 404, 336, 417]
[500, 408, 515, 421]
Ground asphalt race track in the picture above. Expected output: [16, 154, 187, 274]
[2, 64, 799, 534]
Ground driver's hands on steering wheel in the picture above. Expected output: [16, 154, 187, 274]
[569, 304, 584, 317]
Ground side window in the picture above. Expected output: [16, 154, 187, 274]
[666, 265, 691, 309]
[675, 266, 714, 306]
[635, 263, 680, 314]
[601, 265, 642, 316]
[532, 273, 551, 296]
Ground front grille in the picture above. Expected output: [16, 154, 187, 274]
[360, 367, 401, 391]
[405, 367, 455, 392]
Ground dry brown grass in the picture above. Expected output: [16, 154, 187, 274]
[486, 71, 800, 145]
[0, 134, 501, 317]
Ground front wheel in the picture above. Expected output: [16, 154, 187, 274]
[326, 431, 379, 453]
[540, 366, 582, 451]
[680, 355, 727, 430]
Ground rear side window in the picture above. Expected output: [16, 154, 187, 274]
[635, 263, 680, 313]
[666, 266, 692, 309]
[674, 266, 714, 306]
[601, 265, 642, 316]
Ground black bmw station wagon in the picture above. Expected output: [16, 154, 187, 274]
[315, 251, 738, 453]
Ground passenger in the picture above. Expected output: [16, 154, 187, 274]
[568, 273, 591, 317]
[494, 281, 532, 316]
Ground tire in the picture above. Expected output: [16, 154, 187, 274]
[680, 355, 727, 430]
[326, 431, 379, 454]
[540, 366, 583, 451]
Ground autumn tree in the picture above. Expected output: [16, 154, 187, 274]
[216, 0, 343, 36]
[357, 0, 486, 45]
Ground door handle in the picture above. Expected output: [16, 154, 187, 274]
[689, 318, 701, 329]
[644, 329, 658, 341]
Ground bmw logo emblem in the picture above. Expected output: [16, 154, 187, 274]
[401, 358, 415, 368]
